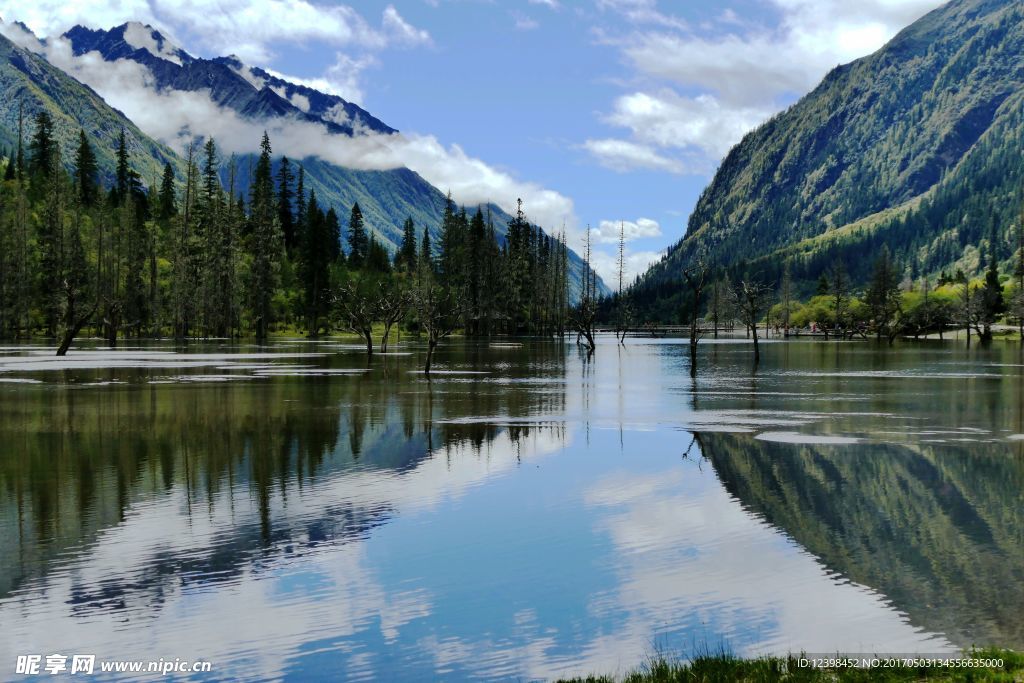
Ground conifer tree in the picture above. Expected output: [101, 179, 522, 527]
[247, 132, 281, 341]
[37, 146, 65, 337]
[277, 156, 296, 252]
[73, 129, 98, 208]
[28, 111, 56, 183]
[398, 216, 417, 272]
[325, 207, 341, 263]
[114, 127, 130, 203]
[299, 191, 331, 335]
[347, 202, 367, 267]
[158, 163, 177, 220]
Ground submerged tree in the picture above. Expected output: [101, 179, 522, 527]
[570, 226, 597, 353]
[683, 260, 709, 377]
[732, 279, 772, 364]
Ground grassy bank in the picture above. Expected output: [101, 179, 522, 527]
[559, 649, 1023, 682]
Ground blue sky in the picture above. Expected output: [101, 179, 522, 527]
[0, 0, 944, 286]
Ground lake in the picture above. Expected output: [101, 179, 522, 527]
[1, 336, 1022, 680]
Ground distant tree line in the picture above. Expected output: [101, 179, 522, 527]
[0, 112, 581, 368]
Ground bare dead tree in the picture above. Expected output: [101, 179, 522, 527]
[335, 278, 379, 356]
[377, 280, 412, 353]
[414, 276, 458, 375]
[683, 261, 709, 378]
[571, 226, 597, 353]
[732, 279, 773, 365]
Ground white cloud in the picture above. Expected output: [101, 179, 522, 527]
[0, 0, 431, 63]
[512, 12, 539, 31]
[122, 20, 183, 65]
[267, 53, 380, 105]
[593, 218, 661, 244]
[582, 138, 686, 174]
[528, 0, 559, 8]
[2, 29, 576, 231]
[587, 0, 944, 174]
[597, 0, 689, 31]
[619, 0, 942, 103]
[605, 90, 771, 159]
[589, 249, 664, 292]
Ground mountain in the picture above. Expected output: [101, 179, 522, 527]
[58, 22, 608, 297]
[0, 26, 181, 186]
[635, 0, 1024, 317]
[62, 24, 394, 136]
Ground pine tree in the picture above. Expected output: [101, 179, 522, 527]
[158, 163, 177, 219]
[114, 127, 130, 204]
[398, 216, 417, 272]
[37, 147, 65, 337]
[866, 245, 902, 343]
[15, 100, 25, 180]
[277, 156, 296, 252]
[325, 207, 341, 263]
[295, 165, 306, 231]
[28, 111, 56, 182]
[347, 202, 367, 267]
[299, 191, 331, 335]
[247, 132, 281, 341]
[73, 129, 98, 208]
[419, 225, 433, 277]
[979, 248, 1005, 343]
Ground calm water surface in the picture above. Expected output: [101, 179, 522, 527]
[1, 336, 1022, 680]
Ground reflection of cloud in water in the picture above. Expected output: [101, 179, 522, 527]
[755, 431, 860, 445]
[0, 427, 570, 681]
[577, 466, 953, 661]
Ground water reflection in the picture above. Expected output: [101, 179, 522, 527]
[0, 338, 1022, 680]
[700, 432, 1024, 649]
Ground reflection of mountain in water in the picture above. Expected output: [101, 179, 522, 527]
[0, 352, 567, 608]
[698, 433, 1024, 649]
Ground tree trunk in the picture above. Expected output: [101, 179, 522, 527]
[363, 329, 374, 356]
[381, 323, 393, 353]
[424, 337, 437, 375]
[979, 324, 993, 345]
[57, 305, 96, 357]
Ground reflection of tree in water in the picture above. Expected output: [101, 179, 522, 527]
[696, 432, 1024, 649]
[0, 346, 567, 614]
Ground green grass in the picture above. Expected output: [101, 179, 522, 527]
[559, 649, 1023, 682]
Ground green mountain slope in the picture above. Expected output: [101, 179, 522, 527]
[0, 32, 180, 185]
[636, 0, 1024, 317]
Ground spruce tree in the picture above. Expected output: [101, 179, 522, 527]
[158, 163, 177, 219]
[114, 127, 130, 203]
[247, 132, 281, 341]
[325, 207, 341, 263]
[295, 165, 306, 230]
[299, 191, 330, 335]
[398, 216, 417, 272]
[28, 111, 56, 182]
[277, 156, 295, 252]
[73, 129, 98, 207]
[347, 202, 367, 268]
[419, 225, 433, 275]
[37, 147, 65, 337]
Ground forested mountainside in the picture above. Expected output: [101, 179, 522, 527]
[633, 0, 1024, 320]
[0, 30, 181, 185]
[57, 23, 606, 295]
